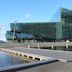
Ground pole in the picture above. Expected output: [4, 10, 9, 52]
[21, 33, 22, 43]
[38, 45, 40, 50]
[51, 44, 54, 50]
[13, 21, 16, 43]
[66, 43, 68, 50]
[28, 45, 30, 48]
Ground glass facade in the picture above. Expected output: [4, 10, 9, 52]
[6, 31, 33, 42]
[50, 8, 61, 22]
[6, 8, 72, 42]
[7, 22, 60, 42]
[61, 8, 72, 40]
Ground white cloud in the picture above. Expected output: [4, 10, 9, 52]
[11, 13, 32, 22]
[20, 13, 32, 21]
[24, 13, 32, 19]
[0, 24, 4, 30]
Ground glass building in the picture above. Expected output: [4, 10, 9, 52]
[6, 8, 72, 42]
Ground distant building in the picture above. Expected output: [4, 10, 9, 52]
[6, 8, 72, 42]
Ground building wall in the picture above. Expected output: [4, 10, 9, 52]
[61, 8, 72, 40]
[6, 22, 58, 42]
[56, 22, 62, 40]
[6, 8, 72, 42]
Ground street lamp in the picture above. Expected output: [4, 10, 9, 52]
[13, 20, 17, 43]
[21, 32, 22, 43]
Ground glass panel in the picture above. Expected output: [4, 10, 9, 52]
[50, 8, 61, 22]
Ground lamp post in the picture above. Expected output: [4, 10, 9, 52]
[20, 33, 22, 43]
[13, 20, 17, 43]
[0, 25, 2, 38]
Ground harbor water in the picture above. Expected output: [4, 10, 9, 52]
[0, 51, 30, 67]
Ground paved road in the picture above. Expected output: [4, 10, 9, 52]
[9, 47, 72, 62]
[17, 62, 72, 72]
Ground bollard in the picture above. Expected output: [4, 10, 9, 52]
[66, 43, 68, 50]
[38, 45, 40, 50]
[51, 44, 54, 50]
[28, 45, 30, 48]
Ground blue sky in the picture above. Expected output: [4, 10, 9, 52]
[0, 0, 72, 41]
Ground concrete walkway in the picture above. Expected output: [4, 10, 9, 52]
[3, 47, 72, 62]
[17, 62, 72, 72]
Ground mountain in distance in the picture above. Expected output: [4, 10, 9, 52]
[0, 40, 6, 43]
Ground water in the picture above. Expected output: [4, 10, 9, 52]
[0, 51, 30, 67]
